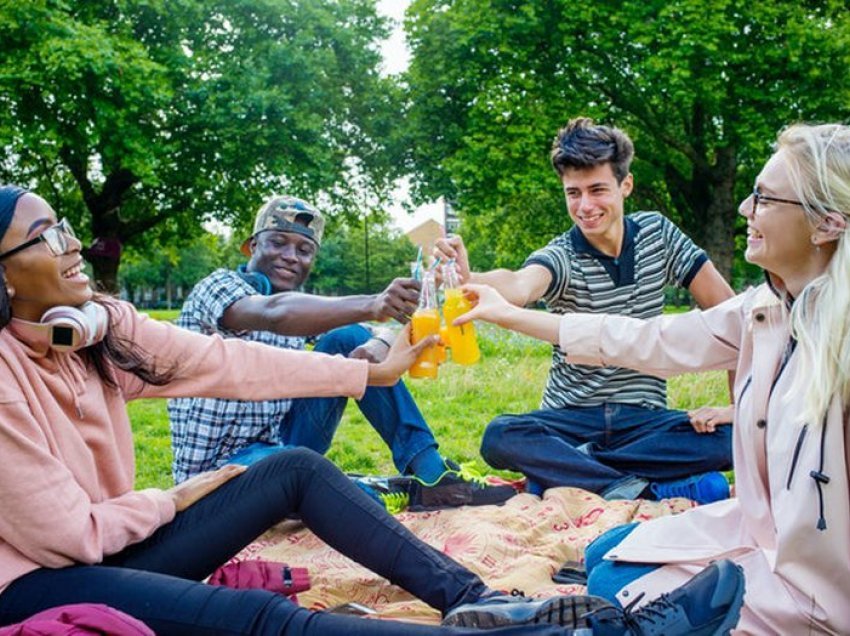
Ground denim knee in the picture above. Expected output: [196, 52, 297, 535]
[313, 324, 371, 356]
[480, 417, 517, 468]
[585, 523, 638, 576]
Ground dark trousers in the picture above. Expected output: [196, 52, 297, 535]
[0, 449, 565, 635]
[481, 404, 733, 495]
[284, 325, 439, 474]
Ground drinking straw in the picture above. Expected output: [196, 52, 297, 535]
[413, 245, 423, 281]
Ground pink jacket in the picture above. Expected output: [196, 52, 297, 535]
[560, 284, 849, 635]
[0, 301, 368, 594]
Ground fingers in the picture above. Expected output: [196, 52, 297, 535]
[380, 278, 421, 323]
[434, 236, 462, 261]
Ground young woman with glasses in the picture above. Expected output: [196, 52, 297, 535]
[455, 122, 850, 634]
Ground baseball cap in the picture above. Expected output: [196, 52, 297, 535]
[240, 195, 325, 256]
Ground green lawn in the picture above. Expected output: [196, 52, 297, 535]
[130, 318, 729, 489]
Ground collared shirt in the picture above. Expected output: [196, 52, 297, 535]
[167, 269, 305, 483]
[524, 211, 707, 410]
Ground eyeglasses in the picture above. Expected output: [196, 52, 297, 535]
[751, 188, 806, 216]
[0, 218, 76, 261]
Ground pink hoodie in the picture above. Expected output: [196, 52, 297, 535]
[0, 301, 368, 593]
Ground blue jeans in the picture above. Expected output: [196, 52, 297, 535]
[481, 404, 732, 496]
[231, 325, 439, 474]
[0, 449, 567, 636]
[585, 523, 659, 607]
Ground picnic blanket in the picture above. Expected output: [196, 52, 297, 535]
[237, 488, 695, 624]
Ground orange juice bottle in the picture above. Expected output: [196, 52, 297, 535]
[409, 270, 441, 379]
[441, 261, 481, 366]
[436, 324, 449, 364]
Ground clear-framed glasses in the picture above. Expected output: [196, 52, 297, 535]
[751, 188, 806, 216]
[0, 218, 76, 261]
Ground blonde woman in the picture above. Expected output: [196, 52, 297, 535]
[458, 123, 850, 634]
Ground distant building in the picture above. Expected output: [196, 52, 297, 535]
[443, 198, 460, 235]
[404, 218, 444, 258]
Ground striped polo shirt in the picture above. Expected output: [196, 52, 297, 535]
[524, 211, 707, 410]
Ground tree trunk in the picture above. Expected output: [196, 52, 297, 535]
[679, 147, 738, 283]
[88, 252, 121, 295]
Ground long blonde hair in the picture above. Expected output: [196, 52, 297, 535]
[780, 123, 850, 425]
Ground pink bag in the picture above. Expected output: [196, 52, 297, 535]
[208, 560, 311, 603]
[0, 603, 154, 635]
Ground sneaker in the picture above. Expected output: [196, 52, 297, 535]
[650, 472, 730, 505]
[408, 460, 517, 511]
[585, 559, 745, 636]
[349, 475, 412, 513]
[442, 590, 612, 628]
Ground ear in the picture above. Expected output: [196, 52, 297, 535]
[620, 173, 634, 198]
[814, 212, 847, 244]
[5, 283, 13, 299]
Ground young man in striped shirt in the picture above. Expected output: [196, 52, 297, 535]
[435, 118, 735, 503]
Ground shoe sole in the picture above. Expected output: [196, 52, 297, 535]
[442, 595, 611, 629]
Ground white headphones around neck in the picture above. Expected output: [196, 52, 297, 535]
[40, 301, 109, 352]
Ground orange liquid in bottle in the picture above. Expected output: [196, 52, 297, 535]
[442, 288, 480, 365]
[436, 325, 449, 364]
[409, 308, 441, 378]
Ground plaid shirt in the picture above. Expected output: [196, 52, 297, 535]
[167, 269, 305, 483]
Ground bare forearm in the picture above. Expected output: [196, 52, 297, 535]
[469, 270, 537, 306]
[491, 304, 561, 345]
[259, 293, 377, 336]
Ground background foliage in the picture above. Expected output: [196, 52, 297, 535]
[402, 0, 850, 286]
[0, 0, 403, 290]
[2, 0, 850, 295]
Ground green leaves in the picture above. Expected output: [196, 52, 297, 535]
[0, 0, 402, 289]
[401, 0, 850, 282]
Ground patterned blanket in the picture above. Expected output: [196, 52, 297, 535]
[240, 488, 694, 624]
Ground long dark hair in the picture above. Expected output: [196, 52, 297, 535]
[0, 269, 173, 389]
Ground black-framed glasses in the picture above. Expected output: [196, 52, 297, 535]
[0, 218, 76, 261]
[751, 188, 806, 216]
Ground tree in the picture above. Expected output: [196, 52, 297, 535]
[403, 0, 850, 281]
[311, 212, 417, 295]
[0, 0, 403, 291]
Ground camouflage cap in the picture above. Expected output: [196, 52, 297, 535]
[240, 195, 325, 256]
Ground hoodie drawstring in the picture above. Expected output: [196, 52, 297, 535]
[809, 414, 830, 531]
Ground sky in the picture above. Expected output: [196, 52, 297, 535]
[375, 0, 444, 233]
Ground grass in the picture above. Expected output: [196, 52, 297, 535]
[129, 316, 729, 489]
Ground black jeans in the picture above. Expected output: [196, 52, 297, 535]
[0, 449, 566, 635]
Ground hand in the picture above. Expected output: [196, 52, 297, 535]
[370, 278, 421, 324]
[687, 405, 734, 434]
[433, 236, 471, 283]
[167, 464, 247, 512]
[350, 337, 391, 363]
[366, 323, 438, 386]
[453, 283, 513, 326]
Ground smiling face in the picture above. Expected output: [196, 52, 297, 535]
[561, 162, 633, 256]
[247, 229, 317, 292]
[0, 193, 90, 321]
[740, 150, 823, 282]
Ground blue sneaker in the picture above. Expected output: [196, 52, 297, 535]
[442, 590, 612, 628]
[586, 559, 745, 636]
[650, 472, 730, 505]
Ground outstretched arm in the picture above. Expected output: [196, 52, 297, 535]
[434, 235, 552, 307]
[220, 277, 421, 337]
[454, 283, 561, 343]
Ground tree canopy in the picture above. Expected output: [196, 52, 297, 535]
[402, 0, 850, 283]
[0, 0, 403, 290]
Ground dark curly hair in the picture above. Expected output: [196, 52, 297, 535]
[551, 117, 635, 183]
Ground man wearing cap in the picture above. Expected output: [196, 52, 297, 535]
[167, 195, 515, 510]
